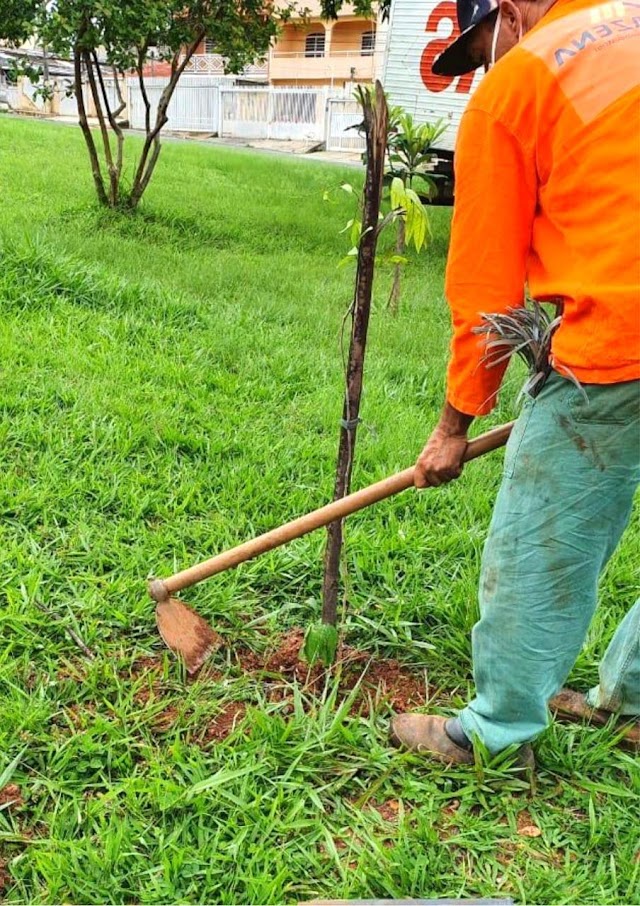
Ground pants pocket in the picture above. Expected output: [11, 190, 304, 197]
[568, 381, 640, 426]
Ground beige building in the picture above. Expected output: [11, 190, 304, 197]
[269, 1, 386, 88]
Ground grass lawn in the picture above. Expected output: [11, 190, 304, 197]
[0, 116, 638, 905]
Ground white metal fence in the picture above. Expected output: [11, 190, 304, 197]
[219, 86, 325, 141]
[57, 79, 80, 117]
[4, 84, 20, 110]
[128, 76, 226, 132]
[6, 73, 365, 153]
[5, 76, 123, 120]
[326, 97, 366, 152]
[21, 77, 47, 112]
[101, 79, 123, 115]
[55, 79, 120, 118]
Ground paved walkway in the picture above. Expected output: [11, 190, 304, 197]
[175, 134, 364, 166]
[15, 112, 365, 168]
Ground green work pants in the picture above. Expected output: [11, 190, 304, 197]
[459, 373, 640, 753]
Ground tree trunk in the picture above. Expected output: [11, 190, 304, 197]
[94, 54, 126, 201]
[83, 51, 118, 206]
[321, 82, 389, 629]
[388, 216, 406, 315]
[74, 46, 108, 207]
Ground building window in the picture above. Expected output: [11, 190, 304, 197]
[204, 38, 216, 54]
[305, 32, 326, 58]
[361, 30, 376, 55]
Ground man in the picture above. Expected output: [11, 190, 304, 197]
[391, 0, 640, 764]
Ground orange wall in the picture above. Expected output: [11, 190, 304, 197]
[331, 20, 376, 53]
[276, 22, 328, 54]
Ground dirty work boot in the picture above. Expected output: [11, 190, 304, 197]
[549, 688, 640, 752]
[390, 714, 474, 764]
[390, 714, 535, 771]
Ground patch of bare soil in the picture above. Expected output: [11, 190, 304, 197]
[0, 784, 23, 809]
[235, 629, 428, 715]
[133, 680, 185, 733]
[63, 701, 97, 731]
[516, 809, 542, 837]
[203, 702, 248, 743]
[366, 799, 403, 822]
[55, 631, 428, 746]
[195, 629, 429, 745]
[361, 660, 427, 711]
[237, 628, 309, 676]
[130, 655, 165, 677]
[0, 859, 10, 895]
[56, 658, 89, 683]
[153, 705, 182, 732]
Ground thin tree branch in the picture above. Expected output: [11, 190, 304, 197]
[136, 44, 151, 136]
[34, 602, 96, 661]
[130, 30, 205, 207]
[93, 51, 125, 189]
[111, 64, 126, 116]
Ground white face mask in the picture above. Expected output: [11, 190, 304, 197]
[489, 6, 523, 68]
[489, 8, 502, 67]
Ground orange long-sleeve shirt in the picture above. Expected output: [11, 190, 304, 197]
[445, 0, 640, 416]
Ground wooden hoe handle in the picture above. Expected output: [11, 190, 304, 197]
[149, 421, 514, 600]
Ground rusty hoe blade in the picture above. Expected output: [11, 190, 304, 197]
[150, 580, 221, 674]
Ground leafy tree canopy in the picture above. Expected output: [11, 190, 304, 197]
[1, 1, 389, 70]
[0, 0, 40, 45]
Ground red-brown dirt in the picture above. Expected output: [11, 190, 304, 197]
[0, 859, 10, 895]
[57, 631, 430, 745]
[235, 629, 428, 714]
[203, 702, 248, 743]
[0, 784, 23, 808]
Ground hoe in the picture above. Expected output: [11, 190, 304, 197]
[148, 421, 513, 673]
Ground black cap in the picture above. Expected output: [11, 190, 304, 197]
[432, 0, 499, 76]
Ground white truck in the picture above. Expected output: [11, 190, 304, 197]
[381, 0, 485, 203]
